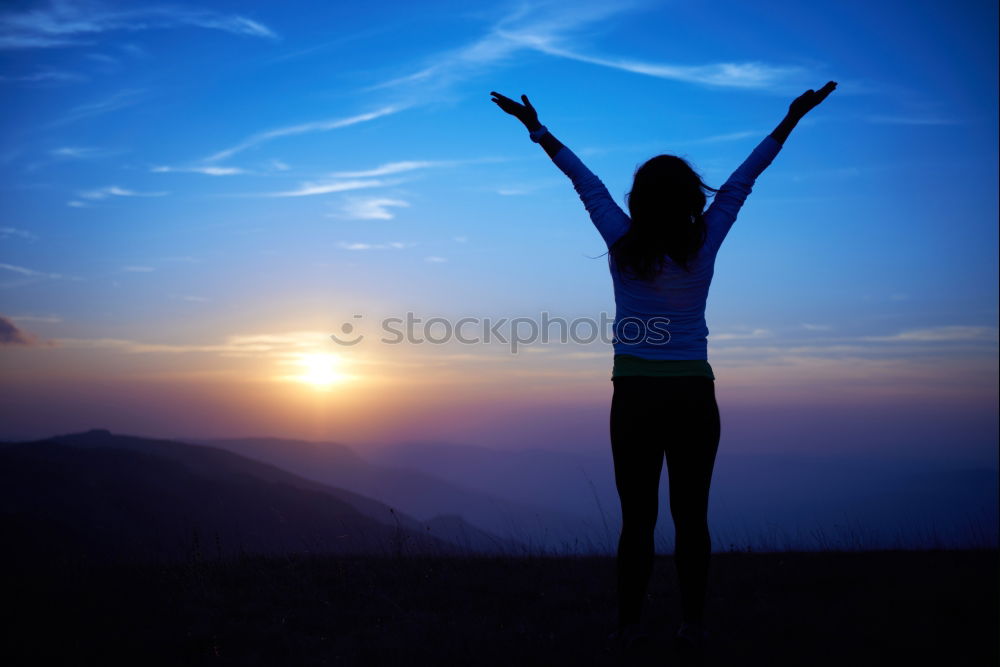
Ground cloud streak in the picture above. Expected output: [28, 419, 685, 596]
[0, 68, 83, 83]
[152, 165, 247, 176]
[330, 160, 440, 178]
[0, 262, 70, 287]
[48, 88, 146, 127]
[337, 241, 410, 250]
[364, 2, 633, 94]
[340, 197, 411, 220]
[0, 227, 38, 241]
[79, 185, 168, 200]
[508, 36, 805, 89]
[0, 1, 277, 50]
[205, 105, 405, 162]
[266, 179, 387, 198]
[53, 330, 345, 358]
[51, 146, 113, 158]
[861, 326, 998, 343]
[369, 2, 804, 99]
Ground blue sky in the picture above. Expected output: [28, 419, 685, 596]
[1, 0, 997, 464]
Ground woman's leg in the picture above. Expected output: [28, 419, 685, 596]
[663, 377, 721, 626]
[609, 377, 666, 629]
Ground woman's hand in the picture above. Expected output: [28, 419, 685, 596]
[770, 80, 837, 145]
[788, 81, 837, 120]
[490, 91, 541, 130]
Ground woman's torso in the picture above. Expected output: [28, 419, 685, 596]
[607, 242, 718, 375]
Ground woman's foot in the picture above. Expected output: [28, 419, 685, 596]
[607, 623, 650, 652]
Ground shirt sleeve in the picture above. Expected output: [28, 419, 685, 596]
[551, 145, 630, 248]
[703, 135, 782, 253]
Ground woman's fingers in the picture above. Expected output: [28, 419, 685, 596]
[491, 92, 516, 107]
[814, 81, 837, 104]
[490, 91, 529, 118]
[491, 91, 528, 107]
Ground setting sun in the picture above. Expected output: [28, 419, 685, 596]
[291, 353, 350, 389]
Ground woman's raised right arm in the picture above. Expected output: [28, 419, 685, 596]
[490, 91, 629, 247]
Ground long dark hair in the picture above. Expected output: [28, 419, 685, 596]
[610, 154, 719, 280]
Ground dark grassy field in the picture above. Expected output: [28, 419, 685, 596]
[2, 548, 996, 666]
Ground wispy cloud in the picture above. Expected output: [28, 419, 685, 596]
[51, 146, 113, 159]
[86, 52, 118, 65]
[337, 241, 411, 250]
[370, 2, 804, 99]
[48, 87, 146, 127]
[266, 179, 387, 198]
[119, 42, 147, 57]
[0, 1, 278, 50]
[365, 2, 632, 95]
[329, 156, 503, 179]
[152, 165, 247, 176]
[681, 130, 762, 144]
[512, 38, 804, 89]
[0, 262, 71, 288]
[339, 197, 411, 220]
[205, 105, 405, 162]
[0, 227, 38, 241]
[711, 328, 772, 341]
[54, 330, 340, 358]
[424, 256, 447, 263]
[330, 160, 441, 178]
[0, 68, 83, 83]
[22, 144, 123, 173]
[0, 262, 62, 278]
[0, 33, 79, 49]
[8, 314, 62, 323]
[170, 294, 210, 303]
[121, 265, 155, 273]
[79, 185, 168, 200]
[861, 326, 998, 343]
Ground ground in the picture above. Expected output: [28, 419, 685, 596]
[2, 549, 996, 666]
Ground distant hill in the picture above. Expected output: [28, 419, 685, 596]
[345, 440, 1000, 551]
[364, 440, 616, 518]
[0, 430, 516, 564]
[189, 436, 598, 550]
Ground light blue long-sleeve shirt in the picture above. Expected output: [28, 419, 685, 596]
[552, 135, 782, 360]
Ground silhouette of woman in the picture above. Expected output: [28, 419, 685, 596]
[490, 81, 837, 656]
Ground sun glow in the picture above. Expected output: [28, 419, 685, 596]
[290, 353, 350, 389]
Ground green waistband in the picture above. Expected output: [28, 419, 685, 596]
[612, 354, 715, 380]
